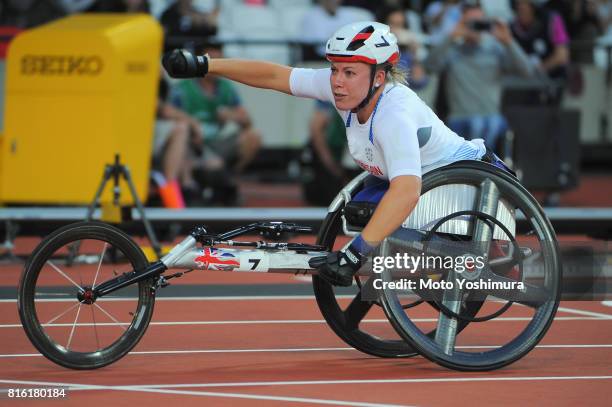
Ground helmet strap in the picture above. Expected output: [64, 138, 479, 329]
[351, 64, 391, 113]
[351, 65, 378, 113]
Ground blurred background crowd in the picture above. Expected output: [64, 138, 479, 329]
[1, 0, 611, 208]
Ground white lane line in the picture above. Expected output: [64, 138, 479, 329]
[0, 380, 408, 407]
[0, 315, 607, 329]
[2, 376, 612, 390]
[0, 379, 409, 407]
[0, 320, 339, 328]
[100, 387, 411, 407]
[557, 306, 612, 319]
[0, 379, 103, 389]
[6, 296, 607, 304]
[0, 347, 353, 358]
[0, 295, 350, 303]
[3, 296, 610, 306]
[601, 301, 612, 307]
[2, 344, 612, 358]
[95, 375, 612, 389]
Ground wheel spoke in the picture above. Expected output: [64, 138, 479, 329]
[92, 242, 108, 289]
[344, 287, 375, 330]
[66, 303, 82, 350]
[94, 303, 127, 332]
[482, 270, 551, 308]
[46, 261, 84, 293]
[489, 246, 534, 270]
[489, 255, 518, 270]
[90, 305, 101, 351]
[433, 178, 495, 354]
[434, 275, 463, 355]
[45, 302, 80, 325]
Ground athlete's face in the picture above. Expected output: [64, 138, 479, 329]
[330, 62, 372, 110]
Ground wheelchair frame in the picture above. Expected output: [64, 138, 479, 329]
[18, 159, 561, 371]
[92, 162, 517, 300]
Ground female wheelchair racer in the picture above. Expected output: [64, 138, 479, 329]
[17, 22, 561, 372]
[162, 21, 510, 288]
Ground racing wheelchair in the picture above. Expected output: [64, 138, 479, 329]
[18, 159, 561, 371]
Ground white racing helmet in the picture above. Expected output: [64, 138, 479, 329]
[325, 22, 401, 111]
[325, 21, 400, 66]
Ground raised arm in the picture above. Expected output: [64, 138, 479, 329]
[492, 20, 535, 78]
[208, 58, 293, 94]
[162, 49, 293, 94]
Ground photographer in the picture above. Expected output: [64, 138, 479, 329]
[384, 7, 429, 90]
[425, 3, 535, 153]
[511, 0, 570, 79]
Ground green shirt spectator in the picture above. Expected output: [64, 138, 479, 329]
[171, 78, 241, 141]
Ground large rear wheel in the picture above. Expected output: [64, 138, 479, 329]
[380, 163, 561, 371]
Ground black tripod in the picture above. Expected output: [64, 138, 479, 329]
[86, 154, 162, 258]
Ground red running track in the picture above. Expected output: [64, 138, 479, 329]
[1, 235, 611, 406]
[1, 292, 611, 406]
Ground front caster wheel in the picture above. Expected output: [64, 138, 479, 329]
[18, 221, 156, 369]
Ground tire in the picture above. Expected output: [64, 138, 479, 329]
[380, 162, 561, 371]
[312, 191, 484, 358]
[18, 221, 156, 369]
[313, 210, 418, 358]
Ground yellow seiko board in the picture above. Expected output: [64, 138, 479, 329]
[0, 14, 162, 205]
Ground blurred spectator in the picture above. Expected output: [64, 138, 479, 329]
[57, 0, 97, 13]
[301, 101, 359, 205]
[595, 0, 612, 34]
[0, 0, 66, 28]
[152, 75, 203, 208]
[510, 0, 570, 80]
[171, 44, 262, 176]
[342, 0, 414, 15]
[425, 3, 535, 152]
[424, 0, 464, 45]
[341, 0, 378, 15]
[87, 0, 149, 12]
[309, 102, 346, 181]
[545, 0, 601, 63]
[299, 0, 373, 57]
[160, 0, 218, 50]
[480, 0, 515, 21]
[383, 7, 428, 90]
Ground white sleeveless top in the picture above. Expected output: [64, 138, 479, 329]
[290, 67, 486, 180]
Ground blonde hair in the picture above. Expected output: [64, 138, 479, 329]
[385, 64, 409, 86]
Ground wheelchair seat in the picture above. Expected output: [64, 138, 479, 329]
[342, 160, 517, 240]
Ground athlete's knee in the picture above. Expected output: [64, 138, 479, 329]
[171, 120, 190, 141]
[241, 128, 262, 149]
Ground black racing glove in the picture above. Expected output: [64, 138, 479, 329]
[162, 49, 209, 79]
[309, 235, 374, 287]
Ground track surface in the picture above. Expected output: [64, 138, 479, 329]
[1, 237, 611, 406]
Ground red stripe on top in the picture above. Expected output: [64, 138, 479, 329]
[326, 52, 401, 66]
[387, 51, 400, 65]
[351, 33, 372, 41]
[326, 54, 377, 64]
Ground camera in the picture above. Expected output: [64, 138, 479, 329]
[467, 19, 493, 31]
